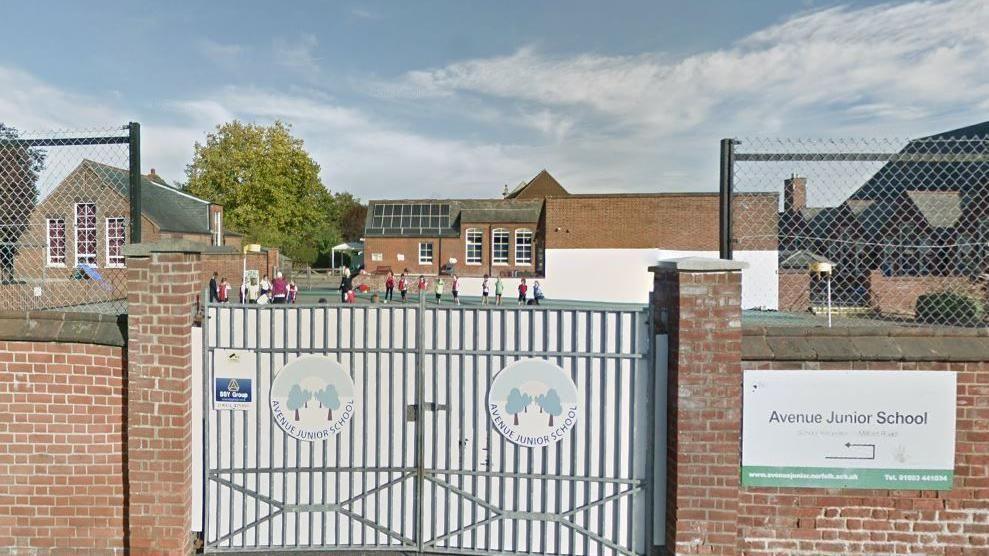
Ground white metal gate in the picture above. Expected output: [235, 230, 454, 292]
[202, 298, 657, 554]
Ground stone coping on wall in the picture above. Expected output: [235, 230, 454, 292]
[0, 311, 126, 347]
[742, 325, 989, 362]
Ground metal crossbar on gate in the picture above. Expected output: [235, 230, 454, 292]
[202, 296, 656, 555]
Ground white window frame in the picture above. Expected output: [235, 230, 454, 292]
[371, 253, 383, 262]
[514, 229, 533, 266]
[46, 218, 66, 267]
[465, 228, 483, 265]
[418, 242, 434, 265]
[105, 217, 126, 268]
[492, 228, 510, 265]
[74, 202, 97, 267]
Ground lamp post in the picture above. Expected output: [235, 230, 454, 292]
[809, 260, 834, 327]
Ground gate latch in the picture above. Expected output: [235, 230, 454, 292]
[406, 402, 448, 421]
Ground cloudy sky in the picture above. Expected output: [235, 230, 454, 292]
[1, 0, 987, 199]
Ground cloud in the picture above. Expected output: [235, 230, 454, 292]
[200, 39, 245, 66]
[394, 0, 989, 139]
[0, 66, 120, 130]
[3, 0, 989, 202]
[273, 34, 320, 72]
[350, 7, 378, 20]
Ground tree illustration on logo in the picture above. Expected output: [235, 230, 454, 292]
[287, 384, 306, 421]
[521, 393, 533, 413]
[536, 393, 545, 413]
[316, 384, 341, 420]
[541, 389, 562, 426]
[505, 388, 525, 426]
[303, 389, 312, 408]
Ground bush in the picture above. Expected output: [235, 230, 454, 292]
[915, 291, 984, 326]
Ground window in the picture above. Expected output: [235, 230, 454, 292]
[418, 242, 434, 264]
[371, 253, 383, 262]
[492, 229, 509, 264]
[46, 218, 66, 267]
[74, 203, 97, 266]
[515, 229, 533, 265]
[466, 228, 483, 265]
[106, 217, 126, 267]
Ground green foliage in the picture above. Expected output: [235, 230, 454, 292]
[185, 120, 363, 264]
[0, 124, 45, 276]
[915, 291, 984, 326]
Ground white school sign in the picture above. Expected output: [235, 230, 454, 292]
[742, 370, 956, 490]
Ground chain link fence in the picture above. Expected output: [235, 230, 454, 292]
[729, 132, 989, 327]
[0, 125, 138, 314]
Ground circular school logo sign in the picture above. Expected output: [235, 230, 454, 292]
[270, 355, 356, 442]
[488, 359, 580, 447]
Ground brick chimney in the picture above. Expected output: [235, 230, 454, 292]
[784, 174, 807, 213]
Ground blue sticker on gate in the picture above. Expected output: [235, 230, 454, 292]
[214, 377, 253, 410]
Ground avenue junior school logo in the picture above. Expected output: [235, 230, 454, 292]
[488, 359, 580, 447]
[270, 355, 356, 442]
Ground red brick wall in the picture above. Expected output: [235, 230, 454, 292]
[868, 270, 983, 316]
[739, 360, 989, 554]
[653, 264, 745, 555]
[126, 249, 201, 554]
[0, 340, 126, 553]
[546, 193, 778, 251]
[778, 269, 811, 312]
[365, 222, 540, 278]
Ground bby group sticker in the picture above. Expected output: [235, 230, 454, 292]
[488, 359, 580, 447]
[270, 355, 357, 442]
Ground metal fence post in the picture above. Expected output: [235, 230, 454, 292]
[414, 289, 426, 551]
[128, 122, 142, 243]
[719, 138, 734, 260]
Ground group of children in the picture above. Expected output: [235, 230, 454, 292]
[381, 271, 544, 305]
[209, 271, 299, 304]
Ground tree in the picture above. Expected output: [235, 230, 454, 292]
[184, 120, 346, 264]
[316, 384, 341, 420]
[286, 384, 306, 421]
[505, 388, 525, 426]
[0, 124, 44, 282]
[536, 394, 545, 414]
[541, 389, 562, 427]
[521, 393, 532, 413]
[336, 193, 368, 242]
[303, 389, 312, 408]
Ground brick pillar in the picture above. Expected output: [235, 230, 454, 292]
[650, 257, 747, 555]
[125, 241, 204, 554]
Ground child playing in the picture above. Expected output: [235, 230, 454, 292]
[288, 281, 298, 303]
[518, 278, 528, 306]
[417, 275, 427, 296]
[481, 274, 490, 305]
[384, 271, 395, 303]
[451, 274, 460, 305]
[218, 277, 230, 303]
[495, 276, 504, 305]
[398, 272, 408, 303]
[434, 278, 445, 303]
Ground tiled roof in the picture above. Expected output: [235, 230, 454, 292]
[83, 160, 212, 234]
